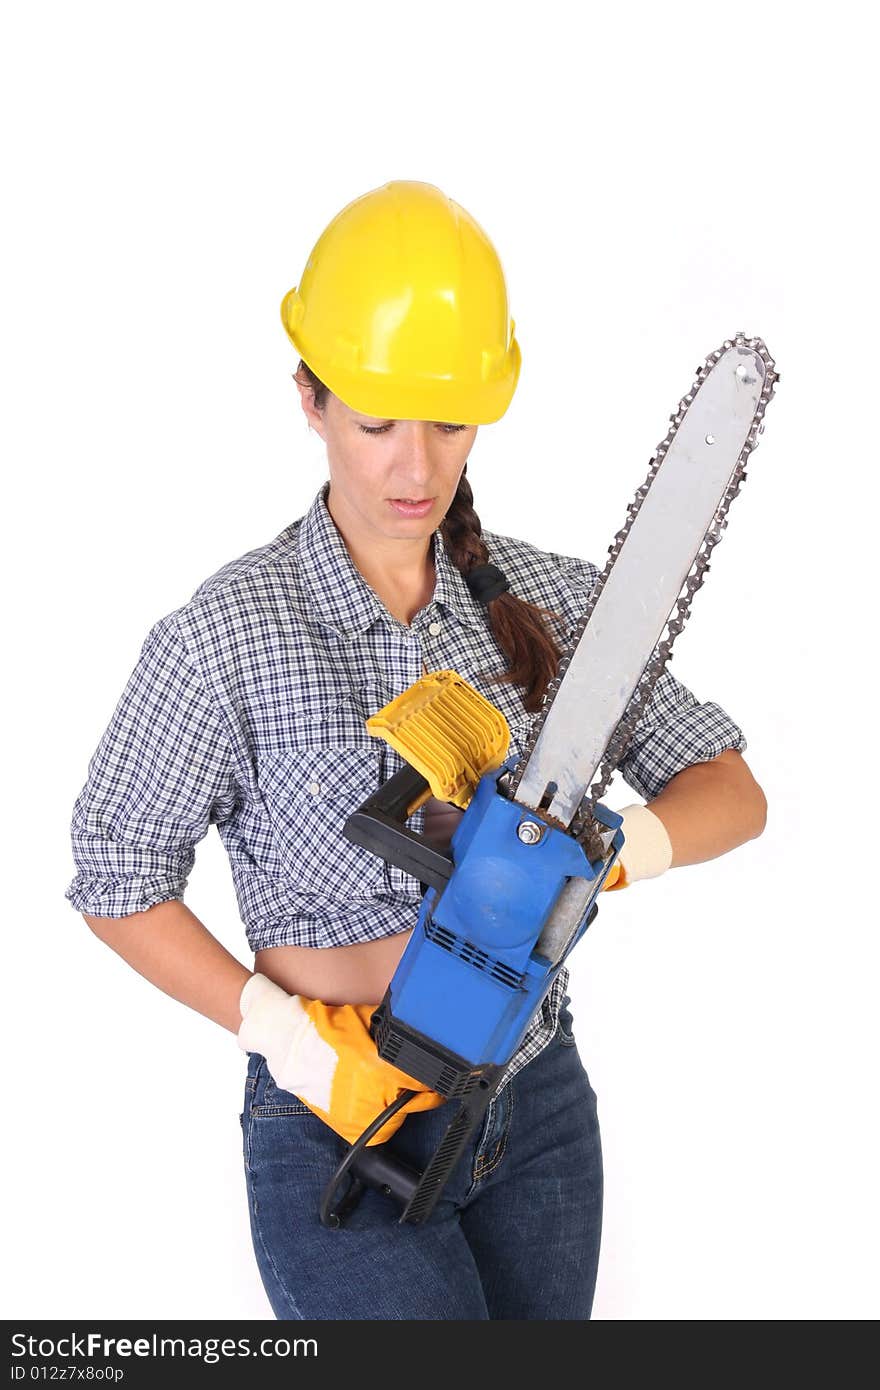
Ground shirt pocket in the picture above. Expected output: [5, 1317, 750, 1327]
[256, 744, 385, 900]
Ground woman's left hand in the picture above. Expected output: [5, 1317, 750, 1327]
[238, 974, 445, 1145]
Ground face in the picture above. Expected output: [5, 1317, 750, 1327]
[297, 380, 478, 547]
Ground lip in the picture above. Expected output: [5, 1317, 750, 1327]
[388, 498, 435, 517]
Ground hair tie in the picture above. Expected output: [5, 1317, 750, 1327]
[465, 563, 511, 606]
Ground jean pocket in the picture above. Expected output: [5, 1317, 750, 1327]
[251, 1069, 314, 1117]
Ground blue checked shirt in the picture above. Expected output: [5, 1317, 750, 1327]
[65, 480, 747, 1091]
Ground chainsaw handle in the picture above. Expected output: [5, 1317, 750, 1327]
[343, 763, 455, 891]
[319, 1082, 495, 1229]
[319, 1087, 424, 1229]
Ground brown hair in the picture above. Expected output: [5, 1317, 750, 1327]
[295, 361, 566, 714]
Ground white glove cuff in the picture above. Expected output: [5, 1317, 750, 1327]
[237, 972, 309, 1064]
[239, 970, 286, 1016]
[619, 803, 674, 882]
[236, 973, 338, 1106]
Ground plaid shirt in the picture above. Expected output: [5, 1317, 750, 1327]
[65, 480, 747, 1091]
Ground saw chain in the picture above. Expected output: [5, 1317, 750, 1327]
[507, 332, 778, 856]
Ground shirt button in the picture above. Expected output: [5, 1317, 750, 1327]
[428, 620, 442, 635]
[308, 781, 321, 796]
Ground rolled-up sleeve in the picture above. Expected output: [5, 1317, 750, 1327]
[616, 666, 747, 801]
[64, 612, 239, 917]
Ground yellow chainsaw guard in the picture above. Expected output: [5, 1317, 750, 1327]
[365, 670, 510, 811]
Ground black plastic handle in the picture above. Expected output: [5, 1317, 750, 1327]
[342, 763, 455, 891]
[320, 1080, 497, 1228]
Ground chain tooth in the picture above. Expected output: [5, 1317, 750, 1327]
[509, 334, 778, 809]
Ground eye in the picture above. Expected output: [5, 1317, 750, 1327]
[357, 422, 467, 435]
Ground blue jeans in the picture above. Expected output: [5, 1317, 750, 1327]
[240, 996, 602, 1320]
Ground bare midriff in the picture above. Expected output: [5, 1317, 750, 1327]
[254, 931, 413, 1007]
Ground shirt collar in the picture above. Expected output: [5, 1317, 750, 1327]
[297, 481, 484, 636]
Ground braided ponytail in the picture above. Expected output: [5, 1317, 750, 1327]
[294, 361, 567, 713]
[439, 467, 566, 712]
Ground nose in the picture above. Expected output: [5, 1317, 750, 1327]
[402, 421, 433, 479]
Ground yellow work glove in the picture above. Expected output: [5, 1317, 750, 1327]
[237, 974, 445, 1146]
[602, 859, 626, 891]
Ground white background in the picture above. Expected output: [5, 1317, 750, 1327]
[2, 0, 876, 1321]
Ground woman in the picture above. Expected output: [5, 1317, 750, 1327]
[65, 180, 767, 1320]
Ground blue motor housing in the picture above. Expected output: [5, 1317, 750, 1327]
[380, 757, 623, 1076]
[333, 748, 625, 1226]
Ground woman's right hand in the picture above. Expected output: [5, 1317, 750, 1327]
[237, 973, 444, 1145]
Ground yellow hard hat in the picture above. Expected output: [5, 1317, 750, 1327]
[280, 180, 521, 426]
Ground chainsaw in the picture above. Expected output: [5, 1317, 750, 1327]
[318, 332, 778, 1229]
